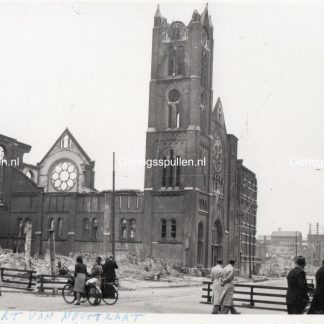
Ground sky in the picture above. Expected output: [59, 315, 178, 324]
[0, 0, 324, 238]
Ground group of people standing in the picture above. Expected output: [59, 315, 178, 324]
[73, 255, 119, 305]
[210, 259, 240, 314]
[286, 255, 324, 314]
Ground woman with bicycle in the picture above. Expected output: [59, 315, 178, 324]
[74, 256, 88, 305]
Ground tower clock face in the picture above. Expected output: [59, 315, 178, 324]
[212, 134, 223, 172]
[0, 146, 4, 161]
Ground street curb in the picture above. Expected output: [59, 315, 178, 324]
[0, 282, 203, 295]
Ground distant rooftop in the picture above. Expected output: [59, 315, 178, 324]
[272, 231, 302, 238]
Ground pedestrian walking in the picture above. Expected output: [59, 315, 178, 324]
[73, 256, 88, 305]
[286, 255, 309, 314]
[210, 259, 224, 314]
[220, 259, 240, 314]
[308, 260, 324, 314]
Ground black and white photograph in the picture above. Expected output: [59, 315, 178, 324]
[0, 0, 324, 321]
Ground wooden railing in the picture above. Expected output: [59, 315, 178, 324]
[0, 268, 36, 291]
[36, 274, 70, 293]
[201, 280, 315, 312]
[0, 268, 70, 294]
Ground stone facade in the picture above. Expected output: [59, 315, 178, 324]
[0, 5, 258, 271]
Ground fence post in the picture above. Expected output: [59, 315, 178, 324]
[28, 271, 33, 289]
[39, 275, 44, 293]
[207, 282, 212, 303]
[250, 286, 255, 308]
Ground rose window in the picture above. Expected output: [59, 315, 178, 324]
[51, 161, 77, 191]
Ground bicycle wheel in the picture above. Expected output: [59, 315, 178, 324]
[102, 284, 118, 305]
[62, 284, 76, 304]
[87, 285, 102, 306]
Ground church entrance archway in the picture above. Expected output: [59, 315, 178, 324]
[197, 222, 204, 266]
[211, 219, 223, 266]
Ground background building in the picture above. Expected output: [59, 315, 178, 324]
[306, 223, 324, 267]
[236, 160, 259, 276]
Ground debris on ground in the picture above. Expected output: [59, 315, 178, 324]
[0, 249, 186, 282]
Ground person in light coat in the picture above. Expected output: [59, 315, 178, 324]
[220, 259, 240, 314]
[210, 259, 224, 314]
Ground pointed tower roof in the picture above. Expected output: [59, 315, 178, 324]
[200, 3, 209, 24]
[200, 3, 213, 29]
[212, 98, 227, 131]
[154, 4, 162, 18]
[38, 128, 93, 165]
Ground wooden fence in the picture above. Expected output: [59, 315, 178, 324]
[0, 268, 36, 291]
[0, 267, 70, 294]
[201, 280, 315, 312]
[36, 274, 70, 293]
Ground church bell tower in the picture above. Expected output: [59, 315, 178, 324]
[143, 5, 227, 268]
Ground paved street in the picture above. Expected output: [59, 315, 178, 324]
[0, 284, 286, 314]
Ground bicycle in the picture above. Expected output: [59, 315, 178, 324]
[62, 276, 102, 306]
[101, 278, 119, 305]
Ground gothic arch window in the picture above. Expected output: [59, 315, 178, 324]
[168, 88, 181, 129]
[92, 218, 99, 240]
[161, 149, 181, 189]
[211, 220, 223, 265]
[200, 93, 207, 133]
[130, 219, 136, 240]
[162, 156, 167, 187]
[177, 46, 184, 75]
[167, 46, 185, 77]
[212, 220, 222, 245]
[176, 155, 181, 187]
[161, 219, 167, 239]
[120, 218, 127, 240]
[83, 218, 90, 239]
[18, 218, 24, 237]
[48, 218, 55, 231]
[167, 47, 175, 76]
[176, 111, 180, 128]
[169, 149, 174, 187]
[57, 218, 63, 238]
[201, 49, 208, 87]
[197, 222, 204, 266]
[170, 219, 177, 239]
[61, 134, 71, 149]
[218, 105, 223, 123]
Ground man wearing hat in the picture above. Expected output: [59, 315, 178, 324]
[286, 255, 309, 314]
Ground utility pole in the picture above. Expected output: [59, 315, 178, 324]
[111, 152, 116, 258]
[295, 230, 298, 260]
[24, 221, 32, 268]
[48, 228, 56, 275]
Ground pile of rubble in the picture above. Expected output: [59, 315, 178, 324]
[0, 247, 183, 281]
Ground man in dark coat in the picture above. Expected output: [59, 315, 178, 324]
[102, 255, 119, 283]
[286, 255, 309, 314]
[308, 260, 324, 314]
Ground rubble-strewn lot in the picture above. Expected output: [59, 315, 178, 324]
[0, 247, 195, 285]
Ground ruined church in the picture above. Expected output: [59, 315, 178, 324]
[0, 5, 258, 274]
